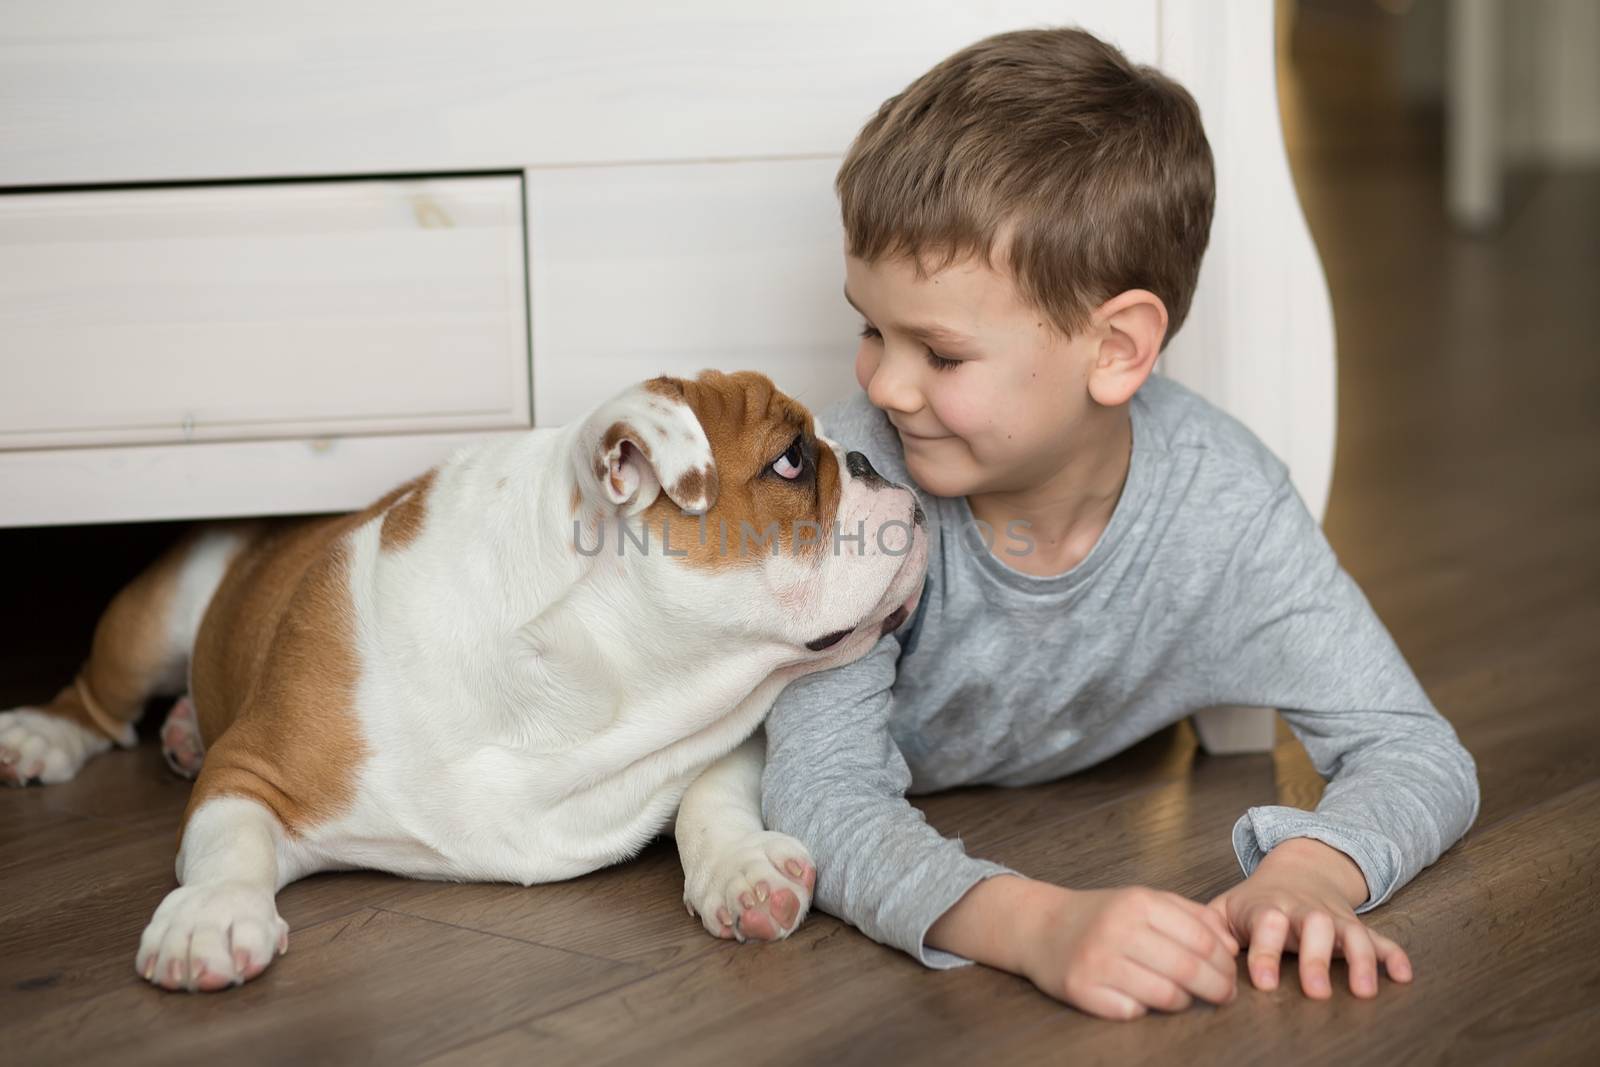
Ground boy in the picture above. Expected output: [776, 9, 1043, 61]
[758, 27, 1479, 1019]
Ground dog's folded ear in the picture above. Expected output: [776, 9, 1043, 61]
[574, 376, 719, 516]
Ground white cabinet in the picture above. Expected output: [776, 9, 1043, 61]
[0, 0, 1332, 557]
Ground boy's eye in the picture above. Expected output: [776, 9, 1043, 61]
[770, 436, 805, 480]
[860, 320, 958, 371]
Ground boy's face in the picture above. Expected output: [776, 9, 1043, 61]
[844, 252, 1103, 499]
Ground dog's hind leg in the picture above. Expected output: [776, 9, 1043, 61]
[0, 524, 256, 786]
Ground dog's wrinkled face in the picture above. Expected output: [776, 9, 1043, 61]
[578, 370, 926, 669]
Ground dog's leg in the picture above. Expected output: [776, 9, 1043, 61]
[136, 795, 293, 992]
[0, 526, 251, 786]
[675, 733, 817, 942]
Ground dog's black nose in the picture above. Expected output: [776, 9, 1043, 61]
[846, 450, 888, 488]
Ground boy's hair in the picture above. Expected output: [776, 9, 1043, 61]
[837, 27, 1215, 344]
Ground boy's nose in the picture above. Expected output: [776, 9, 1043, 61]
[865, 353, 923, 415]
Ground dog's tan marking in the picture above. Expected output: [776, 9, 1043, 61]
[672, 466, 717, 510]
[379, 468, 437, 553]
[643, 371, 841, 571]
[183, 477, 417, 838]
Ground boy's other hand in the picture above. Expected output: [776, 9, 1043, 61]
[931, 876, 1239, 1020]
[1208, 837, 1413, 1000]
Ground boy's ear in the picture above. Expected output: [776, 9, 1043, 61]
[1087, 289, 1169, 408]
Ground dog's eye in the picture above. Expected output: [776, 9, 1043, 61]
[771, 437, 804, 480]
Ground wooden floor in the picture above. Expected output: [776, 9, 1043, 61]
[4, 11, 1599, 1065]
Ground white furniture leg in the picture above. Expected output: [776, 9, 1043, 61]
[1191, 705, 1279, 755]
[1448, 0, 1503, 231]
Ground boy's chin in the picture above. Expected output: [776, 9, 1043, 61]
[902, 452, 979, 500]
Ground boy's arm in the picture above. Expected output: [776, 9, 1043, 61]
[765, 633, 1242, 1018]
[761, 633, 1014, 969]
[1208, 482, 1480, 994]
[1216, 482, 1480, 908]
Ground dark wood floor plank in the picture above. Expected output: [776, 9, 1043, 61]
[930, 780, 1600, 1067]
[376, 839, 727, 970]
[4, 908, 647, 1067]
[424, 917, 1066, 1067]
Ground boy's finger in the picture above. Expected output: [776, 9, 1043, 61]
[1338, 921, 1379, 998]
[1112, 959, 1195, 1014]
[1175, 894, 1240, 955]
[1246, 908, 1289, 990]
[1297, 911, 1336, 1000]
[1127, 928, 1235, 1004]
[1372, 932, 1414, 983]
[1148, 905, 1237, 975]
[1078, 984, 1148, 1022]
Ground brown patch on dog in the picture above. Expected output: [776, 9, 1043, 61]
[379, 468, 437, 553]
[182, 472, 426, 839]
[642, 371, 840, 571]
[644, 376, 683, 400]
[30, 528, 217, 745]
[671, 465, 717, 510]
[601, 421, 654, 461]
[570, 485, 582, 516]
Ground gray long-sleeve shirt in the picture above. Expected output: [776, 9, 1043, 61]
[762, 376, 1480, 968]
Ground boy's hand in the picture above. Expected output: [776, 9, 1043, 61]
[1208, 837, 1413, 999]
[929, 876, 1239, 1020]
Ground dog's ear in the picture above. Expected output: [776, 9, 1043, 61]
[574, 376, 719, 516]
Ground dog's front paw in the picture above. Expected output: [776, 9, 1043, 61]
[136, 881, 288, 992]
[0, 707, 110, 786]
[684, 830, 816, 943]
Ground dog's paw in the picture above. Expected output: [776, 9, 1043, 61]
[136, 881, 288, 992]
[0, 707, 110, 786]
[159, 695, 204, 779]
[684, 830, 816, 943]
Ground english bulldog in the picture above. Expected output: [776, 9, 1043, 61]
[0, 371, 926, 992]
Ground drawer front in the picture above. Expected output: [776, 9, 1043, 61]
[0, 176, 529, 449]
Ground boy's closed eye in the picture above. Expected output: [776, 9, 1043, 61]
[858, 323, 961, 373]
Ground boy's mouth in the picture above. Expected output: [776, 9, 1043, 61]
[892, 422, 951, 442]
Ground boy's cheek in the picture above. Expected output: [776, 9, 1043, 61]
[930, 387, 991, 445]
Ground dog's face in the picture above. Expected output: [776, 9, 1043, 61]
[575, 371, 926, 674]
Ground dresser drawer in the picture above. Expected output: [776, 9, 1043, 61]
[0, 175, 529, 449]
